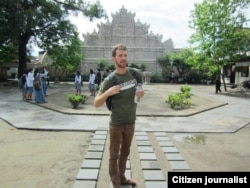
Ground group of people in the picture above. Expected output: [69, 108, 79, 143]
[74, 69, 96, 96]
[19, 66, 49, 103]
[74, 68, 112, 97]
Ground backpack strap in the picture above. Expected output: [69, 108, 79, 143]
[108, 71, 117, 86]
[127, 67, 142, 84]
[106, 72, 117, 111]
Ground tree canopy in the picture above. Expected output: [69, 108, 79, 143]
[189, 0, 250, 74]
[47, 30, 82, 79]
[0, 0, 106, 77]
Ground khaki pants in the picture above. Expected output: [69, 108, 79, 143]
[109, 123, 135, 188]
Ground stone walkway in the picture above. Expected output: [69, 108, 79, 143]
[0, 82, 250, 188]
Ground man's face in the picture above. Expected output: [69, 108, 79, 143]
[112, 49, 127, 68]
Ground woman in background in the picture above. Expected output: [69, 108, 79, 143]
[34, 67, 47, 103]
[88, 69, 96, 96]
[75, 71, 82, 95]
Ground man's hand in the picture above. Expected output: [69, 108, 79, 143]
[107, 85, 121, 97]
[135, 90, 144, 98]
[94, 85, 120, 108]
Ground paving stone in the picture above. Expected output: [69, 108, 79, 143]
[85, 152, 103, 159]
[169, 161, 191, 170]
[110, 183, 132, 188]
[91, 139, 106, 145]
[165, 153, 184, 161]
[73, 180, 96, 188]
[93, 134, 107, 139]
[173, 169, 192, 172]
[162, 147, 178, 153]
[158, 141, 174, 147]
[134, 131, 147, 136]
[88, 145, 105, 151]
[145, 181, 168, 188]
[139, 153, 157, 160]
[76, 169, 99, 180]
[136, 135, 149, 140]
[121, 185, 132, 188]
[126, 160, 130, 169]
[136, 141, 151, 146]
[141, 128, 153, 132]
[141, 160, 161, 169]
[138, 146, 154, 153]
[81, 159, 101, 169]
[143, 170, 165, 180]
[154, 132, 167, 136]
[156, 137, 170, 141]
[95, 131, 107, 134]
[125, 169, 131, 178]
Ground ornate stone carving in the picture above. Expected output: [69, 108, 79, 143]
[81, 6, 174, 74]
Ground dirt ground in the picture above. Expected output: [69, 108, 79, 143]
[167, 123, 250, 171]
[0, 120, 93, 188]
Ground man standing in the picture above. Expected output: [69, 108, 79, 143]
[94, 44, 144, 188]
[215, 76, 221, 94]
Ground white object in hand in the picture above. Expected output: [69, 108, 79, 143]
[135, 83, 142, 103]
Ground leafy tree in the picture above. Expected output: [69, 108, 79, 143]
[0, 0, 106, 78]
[48, 31, 82, 80]
[169, 49, 193, 79]
[0, 43, 17, 66]
[140, 64, 146, 71]
[0, 43, 18, 80]
[189, 0, 250, 90]
[157, 54, 171, 80]
[129, 63, 140, 69]
[96, 58, 107, 70]
[107, 64, 115, 71]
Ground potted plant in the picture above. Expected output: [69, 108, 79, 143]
[67, 94, 88, 109]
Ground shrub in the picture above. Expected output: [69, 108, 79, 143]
[166, 85, 192, 110]
[67, 94, 88, 108]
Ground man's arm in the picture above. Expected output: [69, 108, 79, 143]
[94, 85, 121, 108]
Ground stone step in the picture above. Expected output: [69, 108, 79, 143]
[72, 130, 191, 188]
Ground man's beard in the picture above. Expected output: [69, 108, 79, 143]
[116, 61, 127, 68]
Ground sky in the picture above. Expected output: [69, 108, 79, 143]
[69, 0, 203, 48]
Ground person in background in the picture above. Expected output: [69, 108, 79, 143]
[170, 71, 175, 84]
[89, 69, 96, 96]
[40, 66, 49, 96]
[47, 73, 50, 86]
[33, 67, 47, 103]
[215, 76, 221, 94]
[25, 67, 35, 100]
[96, 69, 102, 87]
[75, 70, 82, 95]
[102, 69, 111, 81]
[94, 44, 144, 188]
[20, 68, 28, 101]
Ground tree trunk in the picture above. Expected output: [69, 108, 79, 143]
[221, 73, 227, 92]
[18, 32, 32, 78]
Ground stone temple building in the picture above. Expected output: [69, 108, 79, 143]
[81, 6, 176, 73]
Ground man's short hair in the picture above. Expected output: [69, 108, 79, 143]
[111, 44, 127, 57]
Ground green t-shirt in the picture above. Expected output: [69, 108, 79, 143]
[99, 69, 142, 125]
